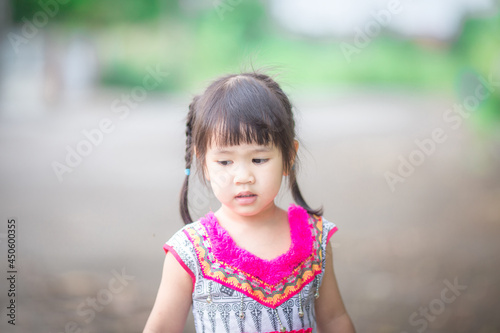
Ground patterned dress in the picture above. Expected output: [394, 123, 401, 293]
[164, 204, 338, 333]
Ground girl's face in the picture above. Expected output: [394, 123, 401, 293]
[204, 141, 285, 218]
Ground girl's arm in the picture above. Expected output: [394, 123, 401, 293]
[315, 243, 356, 333]
[143, 252, 193, 333]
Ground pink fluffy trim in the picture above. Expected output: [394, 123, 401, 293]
[200, 204, 314, 285]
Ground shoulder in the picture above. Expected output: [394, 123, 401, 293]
[288, 204, 338, 246]
[288, 204, 337, 234]
[162, 221, 205, 288]
[306, 211, 338, 248]
[164, 220, 204, 251]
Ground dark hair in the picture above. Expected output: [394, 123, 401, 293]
[180, 71, 322, 224]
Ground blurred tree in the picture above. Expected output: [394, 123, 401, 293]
[9, 0, 499, 130]
[10, 0, 179, 24]
[452, 14, 500, 127]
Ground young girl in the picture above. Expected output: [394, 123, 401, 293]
[144, 72, 355, 333]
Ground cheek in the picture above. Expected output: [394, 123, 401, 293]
[273, 173, 284, 190]
[263, 165, 284, 189]
[208, 168, 232, 191]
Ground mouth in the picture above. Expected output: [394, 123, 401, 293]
[235, 191, 257, 198]
[234, 191, 258, 205]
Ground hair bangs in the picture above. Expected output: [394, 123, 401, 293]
[203, 76, 286, 150]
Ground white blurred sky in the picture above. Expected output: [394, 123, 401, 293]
[270, 0, 497, 40]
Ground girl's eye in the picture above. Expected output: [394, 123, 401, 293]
[252, 158, 269, 165]
[217, 161, 233, 166]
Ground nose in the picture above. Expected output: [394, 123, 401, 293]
[233, 164, 255, 185]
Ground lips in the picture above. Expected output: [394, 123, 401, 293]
[235, 191, 257, 205]
[235, 191, 256, 198]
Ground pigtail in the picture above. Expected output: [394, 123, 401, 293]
[179, 96, 198, 224]
[289, 167, 323, 216]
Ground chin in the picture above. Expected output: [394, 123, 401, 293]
[234, 208, 258, 215]
[231, 206, 262, 217]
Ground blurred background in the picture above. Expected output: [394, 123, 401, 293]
[1, 0, 500, 332]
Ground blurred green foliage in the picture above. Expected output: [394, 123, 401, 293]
[11, 0, 169, 24]
[452, 16, 500, 131]
[10, 0, 500, 128]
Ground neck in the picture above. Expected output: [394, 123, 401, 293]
[215, 202, 282, 230]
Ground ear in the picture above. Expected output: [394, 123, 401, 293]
[283, 140, 299, 176]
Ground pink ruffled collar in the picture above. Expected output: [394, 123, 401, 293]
[200, 204, 314, 285]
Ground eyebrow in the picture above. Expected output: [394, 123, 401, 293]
[212, 147, 272, 155]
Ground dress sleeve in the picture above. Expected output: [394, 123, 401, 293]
[322, 217, 338, 246]
[319, 217, 338, 272]
[163, 225, 199, 292]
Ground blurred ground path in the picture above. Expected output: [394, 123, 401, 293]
[0, 89, 499, 333]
